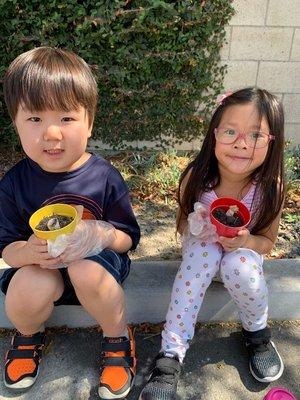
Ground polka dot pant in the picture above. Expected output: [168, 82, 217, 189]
[161, 239, 268, 362]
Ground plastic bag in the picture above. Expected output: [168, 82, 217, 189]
[47, 234, 69, 258]
[47, 220, 116, 265]
[185, 202, 218, 243]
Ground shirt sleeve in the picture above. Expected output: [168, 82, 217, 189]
[0, 174, 29, 257]
[103, 168, 140, 251]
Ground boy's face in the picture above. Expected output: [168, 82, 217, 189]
[14, 105, 92, 173]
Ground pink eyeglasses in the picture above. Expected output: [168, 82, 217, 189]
[214, 128, 275, 149]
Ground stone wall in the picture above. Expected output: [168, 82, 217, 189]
[222, 0, 300, 146]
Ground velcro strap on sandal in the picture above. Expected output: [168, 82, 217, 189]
[245, 337, 270, 346]
[156, 357, 181, 374]
[101, 356, 134, 368]
[7, 348, 41, 360]
[101, 339, 131, 353]
[12, 333, 45, 347]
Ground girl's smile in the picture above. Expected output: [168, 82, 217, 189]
[215, 103, 270, 178]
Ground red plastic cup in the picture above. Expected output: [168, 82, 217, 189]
[264, 387, 297, 400]
[210, 197, 251, 238]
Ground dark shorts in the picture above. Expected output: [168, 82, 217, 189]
[0, 249, 131, 306]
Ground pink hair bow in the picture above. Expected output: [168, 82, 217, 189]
[216, 91, 233, 105]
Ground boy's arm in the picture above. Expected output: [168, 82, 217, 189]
[2, 236, 61, 268]
[103, 168, 140, 252]
[2, 241, 28, 267]
[108, 229, 132, 253]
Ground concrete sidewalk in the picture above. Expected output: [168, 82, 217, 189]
[0, 322, 299, 400]
[0, 258, 299, 399]
[1, 258, 300, 327]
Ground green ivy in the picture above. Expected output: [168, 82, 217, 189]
[0, 0, 234, 149]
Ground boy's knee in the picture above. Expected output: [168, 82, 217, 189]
[68, 260, 111, 292]
[10, 265, 61, 290]
[6, 266, 63, 308]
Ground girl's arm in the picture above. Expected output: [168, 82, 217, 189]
[176, 169, 192, 235]
[219, 206, 283, 255]
[244, 210, 282, 254]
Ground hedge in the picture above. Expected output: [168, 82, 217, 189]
[0, 0, 234, 149]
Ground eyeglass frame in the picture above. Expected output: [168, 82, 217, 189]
[214, 128, 275, 148]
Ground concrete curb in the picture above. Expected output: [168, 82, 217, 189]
[0, 258, 299, 327]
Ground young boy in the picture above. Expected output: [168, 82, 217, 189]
[0, 47, 140, 399]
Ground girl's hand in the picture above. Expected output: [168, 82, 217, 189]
[218, 229, 250, 252]
[24, 234, 61, 268]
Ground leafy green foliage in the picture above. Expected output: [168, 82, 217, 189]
[284, 144, 300, 186]
[0, 0, 234, 148]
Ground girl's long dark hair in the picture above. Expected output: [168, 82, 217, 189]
[178, 87, 285, 234]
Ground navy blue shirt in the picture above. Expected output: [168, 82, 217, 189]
[0, 154, 140, 256]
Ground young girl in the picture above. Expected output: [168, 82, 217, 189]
[139, 87, 285, 400]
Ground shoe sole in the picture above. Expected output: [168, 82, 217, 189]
[249, 341, 284, 383]
[98, 375, 136, 400]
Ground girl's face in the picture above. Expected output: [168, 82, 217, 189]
[14, 105, 92, 173]
[214, 103, 270, 179]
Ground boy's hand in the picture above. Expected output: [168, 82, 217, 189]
[60, 220, 116, 263]
[218, 229, 250, 252]
[24, 234, 61, 268]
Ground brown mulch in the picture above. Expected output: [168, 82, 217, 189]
[0, 149, 299, 260]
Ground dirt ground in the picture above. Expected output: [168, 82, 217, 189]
[0, 150, 299, 261]
[131, 199, 300, 261]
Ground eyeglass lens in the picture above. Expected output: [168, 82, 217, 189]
[216, 129, 270, 148]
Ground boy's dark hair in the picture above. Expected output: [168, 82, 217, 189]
[178, 87, 285, 234]
[3, 47, 98, 127]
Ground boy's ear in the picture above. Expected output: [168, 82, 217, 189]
[12, 120, 18, 132]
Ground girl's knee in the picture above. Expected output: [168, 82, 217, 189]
[182, 240, 222, 268]
[222, 248, 263, 266]
[220, 250, 266, 294]
[221, 249, 263, 275]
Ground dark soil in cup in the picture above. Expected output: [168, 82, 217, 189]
[212, 208, 244, 227]
[35, 214, 73, 231]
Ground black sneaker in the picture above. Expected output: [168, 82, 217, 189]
[139, 352, 181, 400]
[243, 327, 284, 382]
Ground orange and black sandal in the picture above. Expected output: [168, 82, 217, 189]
[98, 327, 137, 399]
[4, 331, 46, 392]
